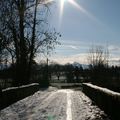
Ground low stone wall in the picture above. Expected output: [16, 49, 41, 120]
[82, 83, 120, 120]
[0, 83, 39, 110]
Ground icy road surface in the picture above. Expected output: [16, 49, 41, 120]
[0, 87, 110, 120]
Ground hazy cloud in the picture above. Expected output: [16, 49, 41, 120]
[50, 53, 88, 65]
[108, 45, 120, 51]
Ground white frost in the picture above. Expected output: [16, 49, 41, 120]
[83, 83, 120, 96]
[0, 87, 110, 120]
[66, 90, 73, 120]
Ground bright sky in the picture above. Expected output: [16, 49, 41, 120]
[49, 0, 120, 65]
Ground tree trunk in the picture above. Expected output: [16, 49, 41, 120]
[17, 0, 29, 85]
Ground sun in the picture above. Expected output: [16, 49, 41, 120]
[59, 0, 81, 26]
[60, 0, 83, 15]
[59, 0, 96, 27]
[60, 0, 83, 20]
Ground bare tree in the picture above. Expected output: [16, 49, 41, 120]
[87, 45, 110, 84]
[87, 45, 109, 67]
[0, 0, 60, 86]
[0, 32, 10, 69]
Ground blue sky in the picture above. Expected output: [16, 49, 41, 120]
[48, 0, 120, 65]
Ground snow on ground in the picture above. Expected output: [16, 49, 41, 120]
[0, 87, 110, 120]
[2, 83, 39, 92]
[83, 83, 120, 96]
[71, 90, 109, 120]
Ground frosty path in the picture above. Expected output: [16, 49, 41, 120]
[0, 87, 110, 120]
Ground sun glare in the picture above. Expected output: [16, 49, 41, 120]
[59, 0, 88, 26]
[59, 0, 67, 28]
[60, 0, 82, 19]
[60, 0, 66, 18]
[59, 0, 98, 29]
[60, 0, 65, 16]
